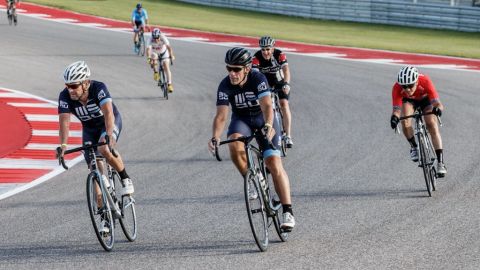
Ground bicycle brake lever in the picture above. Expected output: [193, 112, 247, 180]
[212, 139, 222, 162]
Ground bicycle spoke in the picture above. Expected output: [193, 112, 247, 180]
[113, 171, 137, 241]
[244, 170, 268, 251]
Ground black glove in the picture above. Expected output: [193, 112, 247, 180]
[432, 107, 442, 117]
[390, 115, 399, 129]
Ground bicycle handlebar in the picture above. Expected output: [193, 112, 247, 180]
[394, 111, 442, 134]
[213, 131, 276, 162]
[56, 136, 117, 170]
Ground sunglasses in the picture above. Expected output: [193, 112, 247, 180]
[226, 66, 243, 72]
[401, 84, 415, 90]
[66, 83, 82, 90]
[261, 48, 272, 51]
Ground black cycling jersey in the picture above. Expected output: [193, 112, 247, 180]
[216, 70, 270, 118]
[252, 49, 288, 87]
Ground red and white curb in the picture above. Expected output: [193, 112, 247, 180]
[1, 2, 480, 72]
[0, 88, 83, 200]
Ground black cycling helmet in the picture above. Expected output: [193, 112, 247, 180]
[259, 36, 275, 48]
[136, 3, 142, 9]
[225, 47, 252, 66]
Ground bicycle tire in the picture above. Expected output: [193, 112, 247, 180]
[244, 169, 268, 251]
[266, 171, 288, 242]
[113, 172, 137, 242]
[161, 69, 168, 100]
[139, 34, 145, 56]
[7, 12, 12, 25]
[425, 134, 437, 191]
[418, 132, 432, 197]
[86, 173, 115, 251]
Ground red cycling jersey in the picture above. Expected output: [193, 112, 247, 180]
[392, 74, 439, 110]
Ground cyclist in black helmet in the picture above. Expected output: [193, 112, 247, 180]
[253, 36, 294, 148]
[208, 47, 295, 231]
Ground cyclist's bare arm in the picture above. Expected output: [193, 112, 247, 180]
[100, 101, 116, 147]
[209, 105, 229, 151]
[59, 113, 71, 154]
[282, 64, 291, 84]
[259, 95, 275, 139]
[167, 45, 175, 60]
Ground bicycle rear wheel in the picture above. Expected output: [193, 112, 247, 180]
[425, 134, 437, 191]
[244, 170, 268, 251]
[86, 173, 115, 251]
[418, 132, 432, 197]
[113, 172, 137, 241]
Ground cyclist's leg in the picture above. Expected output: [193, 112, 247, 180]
[98, 122, 125, 173]
[227, 115, 252, 177]
[83, 127, 104, 205]
[401, 100, 415, 140]
[423, 106, 443, 150]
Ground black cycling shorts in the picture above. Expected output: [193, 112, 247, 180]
[402, 96, 432, 112]
[82, 116, 122, 165]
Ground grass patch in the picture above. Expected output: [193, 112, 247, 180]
[25, 0, 480, 58]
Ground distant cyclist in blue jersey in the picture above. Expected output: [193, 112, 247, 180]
[131, 3, 149, 53]
[207, 47, 295, 231]
[58, 61, 135, 219]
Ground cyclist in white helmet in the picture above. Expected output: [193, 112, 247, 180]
[252, 36, 294, 148]
[58, 61, 135, 233]
[390, 66, 447, 177]
[146, 28, 175, 93]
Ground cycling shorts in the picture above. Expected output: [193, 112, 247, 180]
[150, 50, 170, 62]
[134, 21, 143, 31]
[273, 84, 290, 100]
[402, 96, 432, 112]
[227, 114, 281, 158]
[82, 116, 122, 165]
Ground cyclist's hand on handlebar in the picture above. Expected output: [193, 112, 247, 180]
[282, 82, 290, 94]
[262, 124, 275, 141]
[390, 115, 399, 129]
[171, 55, 176, 62]
[432, 107, 442, 117]
[208, 137, 218, 156]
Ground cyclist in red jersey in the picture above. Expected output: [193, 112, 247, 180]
[390, 66, 447, 177]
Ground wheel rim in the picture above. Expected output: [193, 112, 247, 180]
[86, 174, 115, 251]
[244, 170, 268, 251]
[113, 172, 137, 241]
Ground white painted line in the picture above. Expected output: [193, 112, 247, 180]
[173, 37, 210, 42]
[0, 155, 84, 201]
[32, 130, 82, 137]
[25, 114, 80, 122]
[306, 53, 348, 58]
[208, 42, 252, 47]
[50, 18, 78, 23]
[0, 159, 61, 169]
[8, 102, 57, 108]
[358, 59, 405, 63]
[24, 143, 82, 150]
[0, 93, 30, 98]
[77, 23, 107, 27]
[416, 64, 470, 69]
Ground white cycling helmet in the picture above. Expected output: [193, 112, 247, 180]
[397, 66, 419, 85]
[152, 28, 161, 39]
[259, 36, 275, 48]
[63, 61, 90, 84]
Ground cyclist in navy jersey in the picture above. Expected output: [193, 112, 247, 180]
[252, 36, 293, 148]
[57, 61, 135, 199]
[208, 47, 295, 231]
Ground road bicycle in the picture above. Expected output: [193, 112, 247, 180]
[135, 27, 145, 56]
[6, 1, 17, 26]
[157, 57, 173, 99]
[396, 110, 442, 197]
[56, 137, 137, 251]
[271, 87, 287, 157]
[213, 131, 288, 252]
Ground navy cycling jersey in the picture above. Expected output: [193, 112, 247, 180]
[58, 80, 121, 129]
[216, 70, 271, 117]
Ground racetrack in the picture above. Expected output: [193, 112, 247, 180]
[1, 12, 480, 270]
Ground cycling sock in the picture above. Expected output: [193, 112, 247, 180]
[118, 169, 130, 180]
[408, 137, 417, 148]
[436, 149, 444, 163]
[282, 204, 293, 215]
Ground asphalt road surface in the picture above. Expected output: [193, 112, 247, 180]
[1, 12, 480, 270]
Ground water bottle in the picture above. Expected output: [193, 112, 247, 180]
[102, 175, 110, 189]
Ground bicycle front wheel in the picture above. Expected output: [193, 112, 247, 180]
[244, 170, 268, 251]
[418, 132, 432, 197]
[113, 172, 137, 241]
[86, 173, 115, 251]
[161, 70, 168, 100]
